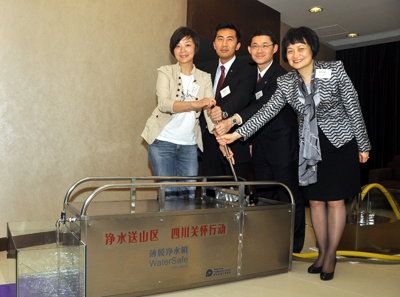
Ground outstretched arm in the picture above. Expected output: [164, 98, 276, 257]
[173, 98, 215, 112]
[236, 84, 287, 141]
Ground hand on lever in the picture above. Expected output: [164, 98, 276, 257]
[216, 132, 241, 146]
[208, 105, 223, 123]
[192, 98, 216, 111]
[215, 118, 233, 136]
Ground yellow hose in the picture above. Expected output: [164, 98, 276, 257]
[293, 251, 400, 261]
[360, 183, 400, 220]
[293, 183, 400, 261]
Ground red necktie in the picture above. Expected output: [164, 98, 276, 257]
[215, 65, 225, 98]
[257, 73, 262, 82]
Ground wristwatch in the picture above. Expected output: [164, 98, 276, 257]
[230, 116, 238, 126]
[222, 111, 229, 119]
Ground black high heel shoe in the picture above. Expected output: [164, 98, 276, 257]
[320, 258, 337, 281]
[307, 263, 322, 274]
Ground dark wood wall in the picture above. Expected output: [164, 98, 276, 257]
[187, 0, 280, 64]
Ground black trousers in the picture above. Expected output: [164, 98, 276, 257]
[201, 131, 253, 181]
[201, 153, 253, 182]
[252, 138, 305, 253]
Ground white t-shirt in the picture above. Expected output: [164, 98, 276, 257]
[157, 73, 197, 145]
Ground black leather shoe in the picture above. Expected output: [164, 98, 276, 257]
[307, 264, 322, 274]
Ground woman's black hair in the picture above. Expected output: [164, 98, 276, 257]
[169, 26, 200, 56]
[281, 26, 320, 62]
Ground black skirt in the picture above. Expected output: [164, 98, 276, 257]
[301, 128, 360, 201]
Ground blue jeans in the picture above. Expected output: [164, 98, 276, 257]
[148, 140, 198, 199]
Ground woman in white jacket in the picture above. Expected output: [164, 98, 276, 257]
[141, 27, 215, 199]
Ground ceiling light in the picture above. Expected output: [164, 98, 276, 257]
[308, 6, 323, 13]
[347, 33, 359, 38]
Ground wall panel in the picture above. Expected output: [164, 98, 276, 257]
[0, 0, 187, 238]
[187, 0, 280, 63]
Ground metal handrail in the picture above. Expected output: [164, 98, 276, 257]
[63, 176, 243, 208]
[78, 180, 294, 216]
[63, 177, 132, 207]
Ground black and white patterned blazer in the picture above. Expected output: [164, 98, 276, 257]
[237, 61, 371, 152]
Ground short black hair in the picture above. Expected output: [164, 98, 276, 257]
[169, 26, 200, 56]
[281, 26, 319, 63]
[249, 29, 278, 45]
[214, 23, 241, 42]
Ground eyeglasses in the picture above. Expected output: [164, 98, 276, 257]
[250, 43, 274, 50]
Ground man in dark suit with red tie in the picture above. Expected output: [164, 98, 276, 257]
[199, 23, 255, 180]
[215, 30, 305, 253]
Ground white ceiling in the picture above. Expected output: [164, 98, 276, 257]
[258, 0, 400, 50]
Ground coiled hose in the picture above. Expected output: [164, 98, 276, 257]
[294, 183, 400, 262]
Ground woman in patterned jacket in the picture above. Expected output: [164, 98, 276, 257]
[217, 27, 370, 281]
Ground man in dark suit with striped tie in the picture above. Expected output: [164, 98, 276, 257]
[215, 30, 305, 253]
[199, 23, 255, 180]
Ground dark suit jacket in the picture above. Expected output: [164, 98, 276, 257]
[199, 57, 256, 169]
[237, 61, 371, 152]
[239, 62, 298, 165]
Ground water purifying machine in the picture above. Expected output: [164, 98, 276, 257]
[8, 176, 294, 297]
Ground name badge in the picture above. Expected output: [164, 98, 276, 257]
[315, 69, 332, 79]
[255, 90, 263, 100]
[189, 82, 200, 97]
[220, 86, 231, 98]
